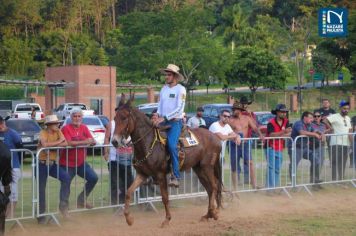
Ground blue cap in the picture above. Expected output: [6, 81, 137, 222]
[339, 100, 350, 107]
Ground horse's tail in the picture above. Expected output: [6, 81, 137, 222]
[214, 153, 223, 209]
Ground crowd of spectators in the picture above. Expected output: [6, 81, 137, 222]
[0, 97, 355, 224]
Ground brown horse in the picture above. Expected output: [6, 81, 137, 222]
[112, 94, 223, 227]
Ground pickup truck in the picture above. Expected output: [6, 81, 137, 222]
[12, 103, 45, 122]
[53, 103, 95, 120]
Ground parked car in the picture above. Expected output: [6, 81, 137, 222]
[63, 115, 105, 145]
[254, 111, 276, 136]
[98, 115, 110, 128]
[53, 103, 95, 120]
[5, 118, 41, 151]
[12, 103, 45, 122]
[137, 103, 158, 117]
[202, 104, 232, 128]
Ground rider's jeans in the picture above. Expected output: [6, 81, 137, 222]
[165, 119, 183, 179]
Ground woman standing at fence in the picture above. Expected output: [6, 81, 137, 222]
[310, 111, 330, 187]
[104, 118, 133, 205]
[0, 116, 23, 219]
[36, 115, 69, 224]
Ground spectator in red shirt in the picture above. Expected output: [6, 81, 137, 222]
[59, 109, 98, 217]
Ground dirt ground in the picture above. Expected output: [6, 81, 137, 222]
[8, 185, 356, 236]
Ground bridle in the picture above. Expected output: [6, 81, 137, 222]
[116, 108, 154, 146]
[115, 108, 159, 167]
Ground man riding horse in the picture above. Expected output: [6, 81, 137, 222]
[0, 141, 12, 236]
[112, 64, 223, 226]
[153, 64, 186, 188]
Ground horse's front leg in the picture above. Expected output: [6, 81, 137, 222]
[124, 174, 146, 226]
[158, 176, 171, 228]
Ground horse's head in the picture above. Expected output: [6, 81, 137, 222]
[112, 94, 136, 148]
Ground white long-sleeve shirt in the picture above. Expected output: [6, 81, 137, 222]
[157, 84, 186, 120]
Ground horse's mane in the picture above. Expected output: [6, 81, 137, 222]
[119, 103, 154, 128]
[131, 106, 155, 127]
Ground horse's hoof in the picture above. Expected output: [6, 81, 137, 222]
[161, 220, 170, 228]
[125, 215, 134, 226]
[213, 214, 219, 220]
[200, 216, 208, 222]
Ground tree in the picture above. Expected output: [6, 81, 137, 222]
[313, 39, 350, 85]
[227, 46, 288, 94]
[115, 6, 230, 84]
[93, 47, 109, 66]
[346, 10, 356, 78]
[0, 37, 34, 75]
[312, 49, 335, 85]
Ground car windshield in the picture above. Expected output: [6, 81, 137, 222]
[256, 113, 275, 125]
[139, 107, 157, 114]
[68, 105, 86, 110]
[6, 120, 41, 132]
[16, 105, 40, 112]
[98, 116, 109, 126]
[66, 117, 102, 126]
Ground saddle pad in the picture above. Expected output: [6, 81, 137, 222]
[179, 130, 199, 147]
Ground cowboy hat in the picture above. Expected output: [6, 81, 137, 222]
[271, 104, 289, 115]
[160, 64, 184, 81]
[44, 115, 62, 125]
[232, 102, 246, 111]
[239, 96, 252, 105]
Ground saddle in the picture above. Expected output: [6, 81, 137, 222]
[156, 125, 199, 169]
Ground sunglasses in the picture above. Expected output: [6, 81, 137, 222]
[314, 115, 321, 118]
[223, 115, 231, 118]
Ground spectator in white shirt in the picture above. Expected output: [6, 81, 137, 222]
[187, 107, 206, 128]
[209, 110, 241, 161]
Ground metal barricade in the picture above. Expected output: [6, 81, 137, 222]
[293, 133, 356, 194]
[3, 149, 36, 230]
[35, 144, 139, 225]
[224, 137, 294, 197]
[9, 133, 353, 227]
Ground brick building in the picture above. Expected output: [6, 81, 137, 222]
[45, 65, 116, 120]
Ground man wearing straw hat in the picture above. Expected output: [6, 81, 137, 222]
[37, 115, 69, 224]
[154, 64, 186, 188]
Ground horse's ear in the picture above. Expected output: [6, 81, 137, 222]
[119, 93, 126, 107]
[126, 92, 135, 107]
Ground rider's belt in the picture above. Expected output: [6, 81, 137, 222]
[39, 160, 56, 165]
[171, 118, 182, 122]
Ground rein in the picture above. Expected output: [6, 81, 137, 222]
[126, 111, 154, 145]
[124, 110, 160, 167]
[133, 128, 159, 167]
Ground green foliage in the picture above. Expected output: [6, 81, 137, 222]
[116, 6, 229, 85]
[0, 0, 354, 89]
[312, 49, 335, 81]
[346, 10, 356, 77]
[228, 46, 289, 93]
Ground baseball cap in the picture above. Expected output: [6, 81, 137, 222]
[339, 100, 350, 107]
